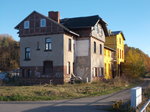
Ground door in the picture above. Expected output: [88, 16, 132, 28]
[43, 61, 53, 75]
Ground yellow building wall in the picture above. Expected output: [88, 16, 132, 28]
[116, 33, 124, 64]
[105, 33, 125, 65]
[104, 48, 112, 79]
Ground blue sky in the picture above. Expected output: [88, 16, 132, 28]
[0, 0, 150, 55]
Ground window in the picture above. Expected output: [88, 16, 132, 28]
[101, 67, 104, 76]
[45, 38, 52, 51]
[105, 63, 106, 75]
[122, 50, 124, 59]
[67, 62, 71, 74]
[100, 44, 102, 55]
[117, 48, 119, 58]
[94, 41, 96, 53]
[119, 38, 121, 44]
[37, 41, 40, 50]
[40, 19, 46, 27]
[120, 49, 121, 59]
[25, 47, 30, 60]
[95, 68, 98, 77]
[93, 68, 96, 77]
[24, 21, 29, 29]
[68, 39, 72, 51]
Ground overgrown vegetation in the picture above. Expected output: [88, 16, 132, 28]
[0, 34, 19, 71]
[123, 44, 150, 78]
[0, 77, 138, 101]
[110, 84, 150, 112]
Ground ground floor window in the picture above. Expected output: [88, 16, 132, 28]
[22, 69, 25, 77]
[27, 69, 31, 78]
[101, 67, 104, 76]
[67, 62, 71, 74]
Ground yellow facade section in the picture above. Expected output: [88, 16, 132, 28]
[116, 33, 124, 64]
[104, 48, 112, 79]
[105, 32, 125, 65]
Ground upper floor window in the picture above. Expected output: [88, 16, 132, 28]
[40, 19, 46, 27]
[120, 49, 121, 59]
[119, 38, 121, 44]
[100, 44, 102, 55]
[24, 21, 30, 29]
[122, 50, 124, 59]
[68, 38, 72, 51]
[117, 48, 119, 58]
[104, 50, 106, 56]
[45, 38, 52, 51]
[67, 62, 71, 74]
[37, 41, 40, 50]
[25, 47, 30, 60]
[94, 41, 96, 53]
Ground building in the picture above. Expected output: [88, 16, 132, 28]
[105, 31, 125, 76]
[104, 46, 115, 79]
[15, 11, 109, 84]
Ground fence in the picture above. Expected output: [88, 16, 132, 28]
[140, 99, 150, 112]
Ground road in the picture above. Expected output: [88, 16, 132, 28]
[0, 78, 149, 112]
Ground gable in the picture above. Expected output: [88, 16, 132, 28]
[111, 31, 125, 40]
[15, 11, 79, 37]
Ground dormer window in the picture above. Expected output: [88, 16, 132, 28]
[40, 19, 46, 27]
[24, 21, 29, 29]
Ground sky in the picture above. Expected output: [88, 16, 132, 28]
[0, 0, 150, 55]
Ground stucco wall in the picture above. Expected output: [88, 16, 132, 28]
[90, 37, 104, 81]
[20, 34, 64, 67]
[91, 23, 105, 42]
[63, 34, 74, 82]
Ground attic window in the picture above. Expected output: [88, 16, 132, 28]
[24, 21, 30, 29]
[40, 19, 46, 27]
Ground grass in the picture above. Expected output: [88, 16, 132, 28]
[0, 77, 140, 101]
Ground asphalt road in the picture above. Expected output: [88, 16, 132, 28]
[0, 78, 149, 112]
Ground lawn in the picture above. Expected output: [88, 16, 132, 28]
[0, 77, 139, 101]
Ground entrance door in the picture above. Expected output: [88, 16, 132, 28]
[43, 61, 53, 75]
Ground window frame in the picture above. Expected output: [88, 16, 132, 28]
[25, 47, 30, 60]
[67, 62, 71, 74]
[94, 41, 96, 53]
[37, 41, 40, 50]
[100, 44, 102, 55]
[68, 38, 72, 52]
[24, 21, 30, 29]
[40, 19, 46, 27]
[45, 38, 52, 51]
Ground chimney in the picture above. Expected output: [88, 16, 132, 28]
[48, 11, 60, 23]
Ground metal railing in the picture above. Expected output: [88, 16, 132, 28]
[140, 99, 150, 112]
